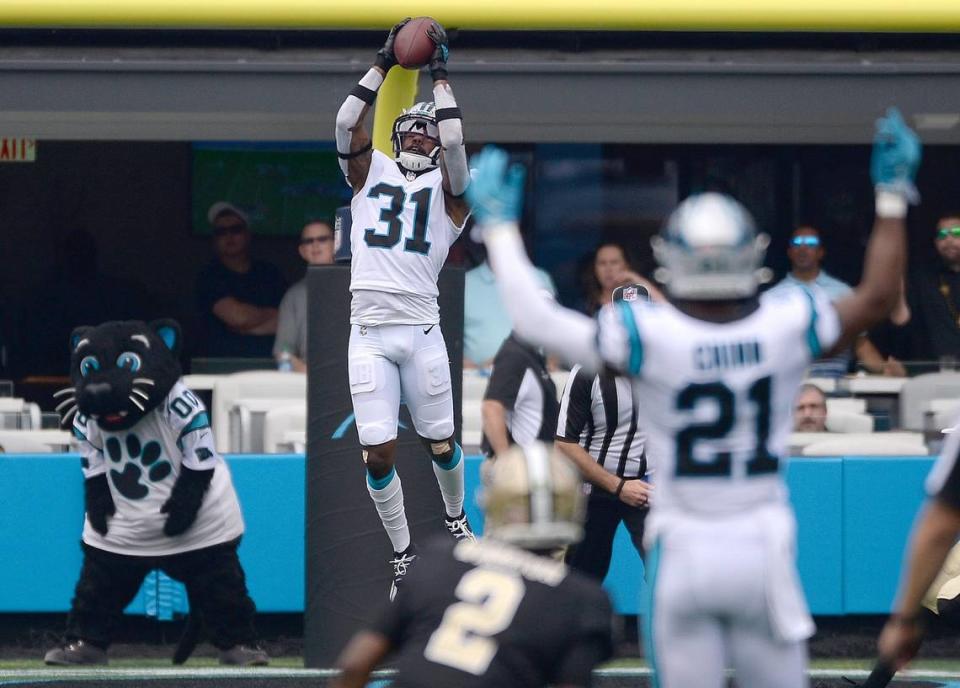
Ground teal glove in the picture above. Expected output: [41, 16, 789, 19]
[466, 146, 526, 228]
[871, 107, 921, 203]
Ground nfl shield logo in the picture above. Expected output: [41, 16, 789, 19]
[623, 286, 638, 302]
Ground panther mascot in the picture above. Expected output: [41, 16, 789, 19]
[44, 319, 268, 666]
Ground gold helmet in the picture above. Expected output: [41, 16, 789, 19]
[482, 442, 585, 549]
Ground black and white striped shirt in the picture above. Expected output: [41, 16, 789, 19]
[555, 364, 647, 479]
[482, 335, 559, 457]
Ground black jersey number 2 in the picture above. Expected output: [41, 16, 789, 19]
[364, 183, 432, 255]
[674, 375, 778, 477]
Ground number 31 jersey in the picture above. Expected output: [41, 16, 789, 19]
[596, 286, 840, 519]
[350, 150, 464, 326]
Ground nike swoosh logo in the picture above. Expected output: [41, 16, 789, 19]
[423, 325, 436, 335]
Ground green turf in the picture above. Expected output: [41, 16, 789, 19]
[0, 657, 305, 670]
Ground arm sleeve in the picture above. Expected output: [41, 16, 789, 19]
[556, 365, 593, 442]
[484, 224, 603, 372]
[166, 383, 219, 471]
[434, 82, 469, 197]
[484, 347, 527, 408]
[73, 414, 106, 478]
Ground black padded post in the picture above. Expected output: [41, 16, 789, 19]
[304, 264, 464, 667]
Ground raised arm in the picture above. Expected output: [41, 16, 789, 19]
[467, 147, 604, 371]
[828, 109, 922, 355]
[422, 22, 470, 227]
[335, 19, 410, 194]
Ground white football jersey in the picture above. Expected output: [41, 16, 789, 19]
[74, 380, 244, 556]
[350, 150, 463, 326]
[596, 285, 840, 522]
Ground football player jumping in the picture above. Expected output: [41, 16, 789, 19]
[465, 110, 920, 688]
[334, 19, 474, 601]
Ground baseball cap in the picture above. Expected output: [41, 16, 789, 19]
[207, 201, 250, 226]
[612, 283, 651, 303]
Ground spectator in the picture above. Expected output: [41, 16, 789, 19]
[481, 327, 559, 461]
[793, 383, 828, 433]
[555, 284, 653, 581]
[582, 242, 663, 315]
[195, 202, 287, 358]
[273, 220, 335, 371]
[464, 240, 556, 368]
[899, 212, 960, 364]
[770, 225, 905, 377]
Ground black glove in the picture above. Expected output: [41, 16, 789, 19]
[427, 21, 449, 82]
[161, 466, 214, 537]
[84, 474, 116, 536]
[375, 18, 412, 72]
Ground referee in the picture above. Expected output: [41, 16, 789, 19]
[556, 284, 652, 581]
[481, 330, 558, 459]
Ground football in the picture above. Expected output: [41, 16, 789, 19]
[394, 17, 439, 69]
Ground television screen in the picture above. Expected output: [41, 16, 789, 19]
[192, 142, 351, 236]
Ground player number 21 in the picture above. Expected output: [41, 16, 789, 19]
[424, 568, 525, 675]
[364, 183, 432, 255]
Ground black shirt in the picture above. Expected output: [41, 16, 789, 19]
[482, 334, 559, 457]
[195, 259, 287, 357]
[906, 266, 960, 362]
[374, 537, 613, 688]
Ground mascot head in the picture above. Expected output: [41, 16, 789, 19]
[62, 319, 182, 432]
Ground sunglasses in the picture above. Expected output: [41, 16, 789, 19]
[937, 226, 960, 240]
[790, 236, 821, 247]
[300, 235, 333, 246]
[213, 223, 246, 238]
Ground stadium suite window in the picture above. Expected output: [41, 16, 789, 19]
[525, 142, 952, 310]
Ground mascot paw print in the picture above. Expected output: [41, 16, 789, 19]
[106, 434, 172, 500]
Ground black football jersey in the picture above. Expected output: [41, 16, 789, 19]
[373, 537, 613, 688]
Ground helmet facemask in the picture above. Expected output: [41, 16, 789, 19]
[392, 103, 441, 178]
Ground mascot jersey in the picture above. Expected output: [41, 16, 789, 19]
[73, 380, 244, 556]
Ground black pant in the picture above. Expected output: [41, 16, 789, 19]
[65, 537, 257, 650]
[565, 488, 648, 582]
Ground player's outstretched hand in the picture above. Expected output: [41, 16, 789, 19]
[466, 146, 526, 231]
[871, 107, 921, 203]
[427, 21, 449, 81]
[375, 18, 412, 71]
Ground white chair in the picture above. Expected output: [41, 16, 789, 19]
[900, 372, 960, 431]
[262, 405, 307, 453]
[462, 370, 489, 405]
[805, 377, 837, 394]
[825, 410, 874, 433]
[0, 398, 41, 429]
[789, 431, 924, 454]
[211, 371, 306, 452]
[462, 399, 484, 451]
[929, 398, 960, 431]
[801, 433, 927, 457]
[0, 429, 71, 453]
[825, 397, 867, 415]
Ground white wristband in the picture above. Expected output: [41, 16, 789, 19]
[359, 68, 384, 91]
[876, 191, 908, 219]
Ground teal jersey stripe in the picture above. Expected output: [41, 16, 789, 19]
[799, 287, 822, 359]
[434, 443, 463, 471]
[176, 411, 210, 450]
[642, 537, 663, 688]
[367, 467, 396, 491]
[616, 301, 644, 375]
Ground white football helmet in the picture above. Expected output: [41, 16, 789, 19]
[481, 442, 585, 549]
[652, 192, 772, 300]
[392, 102, 441, 175]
